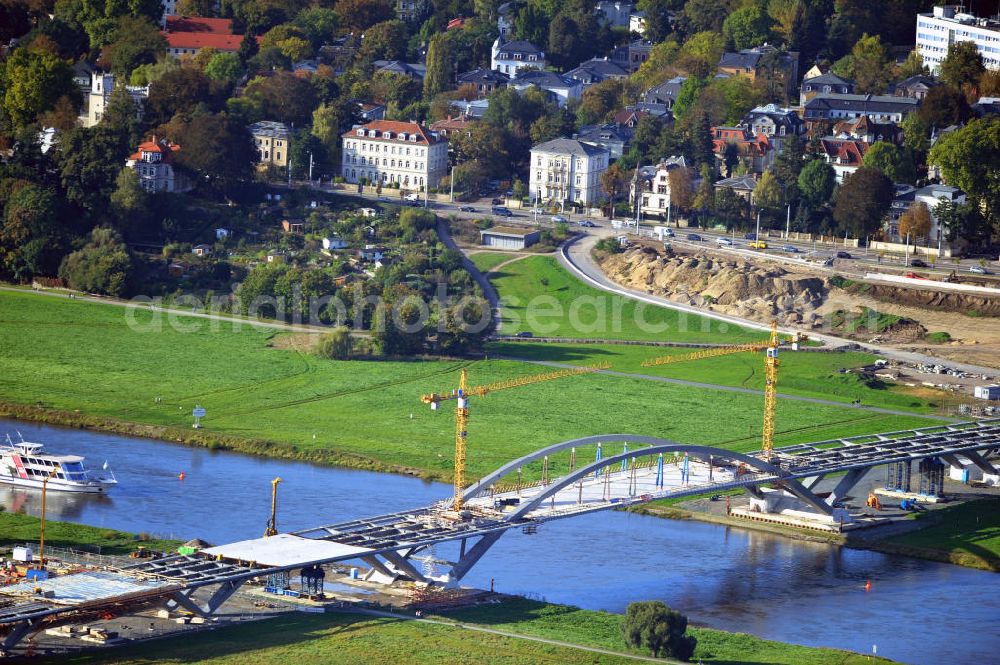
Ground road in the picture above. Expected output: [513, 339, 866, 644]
[559, 232, 1000, 379]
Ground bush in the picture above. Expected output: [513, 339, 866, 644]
[595, 237, 624, 254]
[925, 331, 952, 343]
[316, 326, 353, 359]
[622, 600, 696, 661]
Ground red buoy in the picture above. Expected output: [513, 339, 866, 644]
[865, 580, 871, 592]
[178, 472, 186, 480]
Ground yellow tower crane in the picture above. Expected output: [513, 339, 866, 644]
[264, 476, 282, 537]
[640, 321, 803, 459]
[422, 363, 610, 512]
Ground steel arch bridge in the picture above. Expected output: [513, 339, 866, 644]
[1, 418, 999, 653]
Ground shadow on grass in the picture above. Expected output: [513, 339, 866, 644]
[488, 343, 617, 364]
[18, 612, 402, 665]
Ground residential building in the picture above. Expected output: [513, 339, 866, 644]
[160, 0, 219, 22]
[457, 68, 510, 97]
[714, 174, 757, 202]
[430, 114, 476, 146]
[717, 46, 800, 100]
[565, 58, 628, 87]
[803, 93, 920, 124]
[888, 183, 966, 244]
[642, 76, 686, 109]
[491, 38, 547, 76]
[497, 1, 522, 38]
[972, 96, 1000, 116]
[448, 98, 491, 119]
[818, 138, 869, 183]
[248, 121, 292, 171]
[629, 11, 647, 34]
[319, 36, 360, 76]
[916, 5, 1000, 73]
[594, 1, 633, 28]
[741, 104, 805, 139]
[81, 72, 148, 128]
[711, 127, 775, 174]
[356, 102, 386, 121]
[281, 219, 304, 233]
[125, 136, 192, 193]
[480, 227, 541, 250]
[161, 16, 245, 58]
[372, 60, 426, 81]
[396, 0, 427, 22]
[509, 70, 582, 106]
[799, 72, 854, 105]
[611, 39, 653, 73]
[632, 156, 690, 219]
[322, 236, 348, 251]
[341, 120, 449, 190]
[72, 61, 94, 93]
[891, 75, 941, 100]
[529, 138, 610, 205]
[192, 244, 213, 257]
[575, 124, 632, 159]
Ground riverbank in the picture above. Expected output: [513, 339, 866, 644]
[0, 511, 181, 556]
[635, 495, 1000, 572]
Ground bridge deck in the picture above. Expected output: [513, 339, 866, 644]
[1, 419, 997, 632]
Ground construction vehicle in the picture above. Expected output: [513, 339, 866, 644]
[128, 546, 163, 560]
[422, 364, 610, 512]
[866, 492, 883, 511]
[640, 321, 804, 459]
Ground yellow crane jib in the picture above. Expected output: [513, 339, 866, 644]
[639, 326, 805, 368]
[421, 363, 611, 512]
[264, 476, 282, 537]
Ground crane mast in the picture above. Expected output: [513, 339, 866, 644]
[423, 363, 610, 511]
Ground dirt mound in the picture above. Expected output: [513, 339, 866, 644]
[602, 248, 827, 326]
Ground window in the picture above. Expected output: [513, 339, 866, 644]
[276, 152, 281, 161]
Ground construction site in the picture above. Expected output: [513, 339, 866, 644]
[1, 316, 999, 658]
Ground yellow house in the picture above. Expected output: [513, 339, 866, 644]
[248, 121, 292, 171]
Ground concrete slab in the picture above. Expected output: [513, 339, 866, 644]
[0, 571, 174, 605]
[202, 534, 371, 567]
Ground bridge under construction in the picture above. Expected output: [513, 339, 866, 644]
[1, 418, 999, 654]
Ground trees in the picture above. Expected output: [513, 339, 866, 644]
[58, 125, 133, 218]
[797, 159, 835, 211]
[668, 167, 694, 214]
[1, 47, 78, 129]
[243, 71, 317, 125]
[683, 0, 732, 33]
[58, 227, 132, 296]
[637, 0, 675, 42]
[676, 31, 725, 79]
[110, 166, 147, 220]
[622, 601, 697, 661]
[1, 184, 65, 282]
[146, 68, 228, 126]
[768, 0, 806, 48]
[862, 141, 916, 185]
[723, 4, 773, 51]
[176, 0, 217, 16]
[334, 0, 394, 31]
[600, 163, 628, 213]
[423, 33, 453, 99]
[898, 201, 931, 242]
[939, 41, 985, 94]
[204, 52, 244, 84]
[929, 117, 1000, 227]
[917, 85, 970, 128]
[753, 169, 783, 219]
[98, 16, 167, 77]
[832, 167, 893, 238]
[848, 33, 892, 95]
[452, 123, 510, 178]
[357, 19, 408, 62]
[175, 114, 257, 190]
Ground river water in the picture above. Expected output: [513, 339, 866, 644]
[1, 420, 996, 665]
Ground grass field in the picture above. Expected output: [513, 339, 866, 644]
[468, 251, 518, 273]
[28, 602, 895, 665]
[0, 291, 933, 481]
[446, 599, 895, 665]
[487, 255, 761, 343]
[878, 498, 1000, 570]
[488, 341, 944, 413]
[0, 511, 180, 555]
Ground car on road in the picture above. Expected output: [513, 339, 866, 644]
[492, 206, 513, 217]
[686, 233, 702, 241]
[821, 257, 834, 266]
[459, 206, 476, 212]
[662, 228, 675, 238]
[909, 259, 929, 268]
[781, 245, 799, 253]
[749, 240, 768, 249]
[551, 215, 569, 223]
[744, 232, 757, 240]
[529, 207, 544, 214]
[716, 237, 733, 246]
[835, 251, 853, 259]
[578, 220, 597, 228]
[404, 193, 421, 202]
[491, 198, 504, 205]
[406, 200, 422, 207]
[515, 331, 534, 338]
[970, 265, 992, 274]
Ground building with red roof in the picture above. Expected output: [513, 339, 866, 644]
[818, 138, 869, 183]
[162, 16, 248, 58]
[711, 126, 774, 174]
[341, 120, 448, 190]
[125, 136, 192, 193]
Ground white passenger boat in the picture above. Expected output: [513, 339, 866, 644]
[0, 435, 116, 493]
